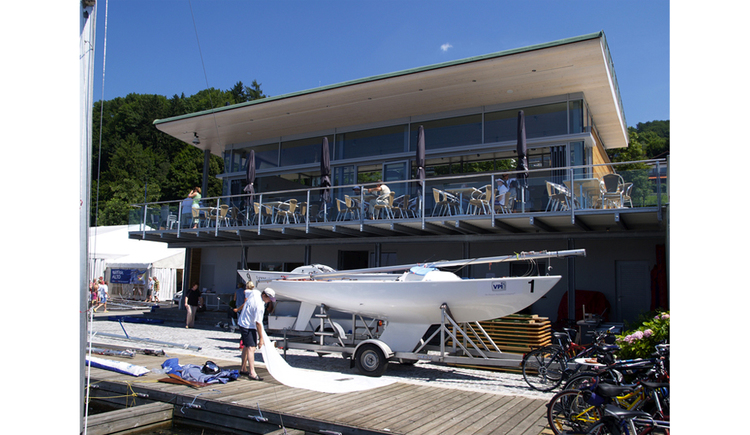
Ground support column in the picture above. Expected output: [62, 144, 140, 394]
[201, 149, 210, 197]
[567, 238, 576, 323]
[374, 243, 382, 267]
[304, 245, 311, 265]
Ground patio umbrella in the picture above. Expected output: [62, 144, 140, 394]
[244, 150, 256, 196]
[320, 138, 331, 218]
[516, 110, 528, 187]
[416, 125, 426, 190]
[243, 150, 256, 221]
[516, 110, 528, 212]
[416, 125, 426, 214]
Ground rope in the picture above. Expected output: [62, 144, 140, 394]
[188, 0, 221, 144]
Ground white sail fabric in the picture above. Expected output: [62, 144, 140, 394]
[259, 330, 395, 393]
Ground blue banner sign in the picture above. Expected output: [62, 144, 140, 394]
[110, 269, 147, 284]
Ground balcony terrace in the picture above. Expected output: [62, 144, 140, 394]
[128, 159, 667, 246]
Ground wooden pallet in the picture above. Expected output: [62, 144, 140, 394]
[452, 314, 552, 355]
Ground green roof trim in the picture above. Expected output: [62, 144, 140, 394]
[153, 31, 608, 126]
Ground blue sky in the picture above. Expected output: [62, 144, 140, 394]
[93, 0, 669, 127]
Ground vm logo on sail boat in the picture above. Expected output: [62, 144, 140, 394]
[491, 281, 506, 292]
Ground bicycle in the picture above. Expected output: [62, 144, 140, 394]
[522, 326, 619, 391]
[547, 346, 669, 435]
[585, 404, 669, 434]
[563, 344, 669, 392]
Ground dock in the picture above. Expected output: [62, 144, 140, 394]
[86, 351, 555, 435]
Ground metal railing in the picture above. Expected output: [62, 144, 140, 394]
[129, 159, 668, 234]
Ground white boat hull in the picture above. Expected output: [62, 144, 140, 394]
[268, 275, 560, 325]
[268, 274, 561, 352]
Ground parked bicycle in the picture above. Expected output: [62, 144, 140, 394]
[522, 326, 619, 391]
[563, 344, 669, 391]
[585, 403, 669, 434]
[546, 344, 669, 435]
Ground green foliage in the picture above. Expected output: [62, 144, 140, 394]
[608, 120, 669, 162]
[90, 81, 267, 226]
[615, 311, 670, 359]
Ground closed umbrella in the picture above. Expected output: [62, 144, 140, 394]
[416, 125, 426, 189]
[244, 150, 256, 196]
[416, 125, 426, 215]
[516, 110, 528, 211]
[320, 138, 331, 220]
[243, 150, 256, 222]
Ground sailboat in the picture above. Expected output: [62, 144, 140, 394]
[238, 249, 585, 353]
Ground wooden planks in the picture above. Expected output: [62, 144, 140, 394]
[452, 314, 552, 354]
[86, 350, 552, 435]
[86, 402, 172, 435]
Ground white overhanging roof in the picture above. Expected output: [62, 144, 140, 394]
[154, 31, 628, 155]
[90, 225, 185, 269]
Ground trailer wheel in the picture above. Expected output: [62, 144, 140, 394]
[355, 343, 388, 377]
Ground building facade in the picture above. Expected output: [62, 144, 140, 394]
[133, 32, 668, 327]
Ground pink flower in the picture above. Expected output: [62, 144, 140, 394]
[632, 331, 644, 340]
[643, 329, 653, 338]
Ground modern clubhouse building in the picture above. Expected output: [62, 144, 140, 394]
[133, 32, 668, 328]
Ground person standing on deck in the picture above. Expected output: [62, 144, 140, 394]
[184, 284, 201, 328]
[233, 281, 276, 381]
[188, 187, 202, 228]
[94, 278, 108, 312]
[152, 277, 160, 302]
[146, 277, 154, 302]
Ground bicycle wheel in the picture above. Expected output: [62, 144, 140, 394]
[586, 418, 622, 435]
[564, 370, 622, 391]
[523, 346, 565, 391]
[547, 390, 603, 435]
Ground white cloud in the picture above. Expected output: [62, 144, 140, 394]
[440, 43, 453, 52]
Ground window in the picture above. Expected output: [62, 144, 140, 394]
[410, 114, 482, 150]
[233, 142, 279, 170]
[485, 102, 568, 143]
[280, 135, 332, 166]
[569, 100, 584, 134]
[336, 124, 407, 160]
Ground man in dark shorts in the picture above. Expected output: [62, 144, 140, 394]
[232, 281, 276, 380]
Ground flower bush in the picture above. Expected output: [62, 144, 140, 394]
[615, 311, 669, 359]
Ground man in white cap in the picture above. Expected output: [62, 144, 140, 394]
[233, 281, 276, 381]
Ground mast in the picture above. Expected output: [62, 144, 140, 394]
[80, 1, 97, 433]
[312, 249, 587, 279]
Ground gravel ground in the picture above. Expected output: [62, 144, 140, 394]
[88, 315, 557, 401]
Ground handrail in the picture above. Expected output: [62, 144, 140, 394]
[130, 158, 668, 231]
[130, 159, 667, 208]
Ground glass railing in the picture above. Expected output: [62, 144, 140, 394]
[128, 159, 668, 232]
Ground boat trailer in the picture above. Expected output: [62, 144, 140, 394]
[275, 303, 525, 377]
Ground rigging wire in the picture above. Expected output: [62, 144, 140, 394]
[188, 0, 222, 145]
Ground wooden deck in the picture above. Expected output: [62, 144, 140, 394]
[86, 351, 554, 435]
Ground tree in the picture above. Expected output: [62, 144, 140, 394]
[90, 81, 266, 226]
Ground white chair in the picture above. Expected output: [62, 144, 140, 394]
[372, 192, 395, 219]
[167, 214, 178, 229]
[274, 199, 298, 224]
[546, 182, 570, 211]
[621, 182, 634, 208]
[469, 185, 493, 214]
[216, 204, 230, 227]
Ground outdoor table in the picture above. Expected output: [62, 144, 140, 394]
[446, 187, 480, 214]
[564, 178, 601, 209]
[264, 201, 285, 223]
[198, 207, 217, 226]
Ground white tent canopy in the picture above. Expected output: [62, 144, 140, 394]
[88, 225, 185, 301]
